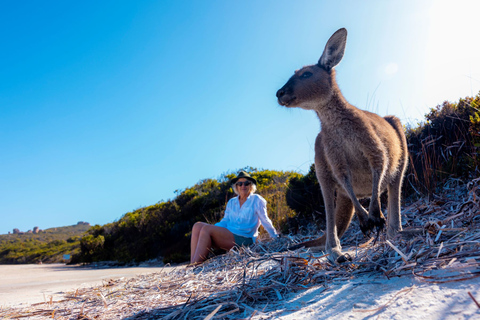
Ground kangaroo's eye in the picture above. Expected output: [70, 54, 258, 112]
[301, 72, 313, 79]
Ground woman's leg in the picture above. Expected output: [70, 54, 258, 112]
[190, 222, 208, 262]
[191, 224, 235, 264]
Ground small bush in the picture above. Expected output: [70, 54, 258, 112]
[405, 92, 480, 198]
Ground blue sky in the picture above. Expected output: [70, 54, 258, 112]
[1, 1, 479, 234]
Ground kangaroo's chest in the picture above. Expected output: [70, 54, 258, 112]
[321, 126, 369, 163]
[317, 128, 378, 197]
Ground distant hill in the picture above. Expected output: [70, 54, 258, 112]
[0, 222, 91, 264]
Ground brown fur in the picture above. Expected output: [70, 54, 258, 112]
[276, 28, 408, 263]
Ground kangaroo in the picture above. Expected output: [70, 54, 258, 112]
[276, 28, 408, 263]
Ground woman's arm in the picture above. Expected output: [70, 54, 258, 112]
[215, 199, 232, 228]
[255, 196, 278, 238]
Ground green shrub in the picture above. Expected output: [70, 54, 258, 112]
[405, 92, 480, 197]
[285, 164, 325, 233]
[74, 169, 300, 264]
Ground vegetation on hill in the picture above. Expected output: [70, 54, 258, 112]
[0, 223, 91, 264]
[73, 170, 303, 264]
[404, 94, 480, 198]
[3, 93, 479, 265]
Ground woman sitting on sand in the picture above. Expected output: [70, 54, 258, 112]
[190, 171, 278, 264]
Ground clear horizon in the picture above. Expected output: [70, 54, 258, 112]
[1, 0, 480, 234]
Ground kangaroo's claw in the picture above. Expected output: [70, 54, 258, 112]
[373, 227, 382, 245]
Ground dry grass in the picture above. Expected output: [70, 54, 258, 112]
[1, 178, 479, 319]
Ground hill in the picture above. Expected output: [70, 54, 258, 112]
[0, 222, 91, 264]
[72, 170, 304, 264]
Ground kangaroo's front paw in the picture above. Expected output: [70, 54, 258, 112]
[359, 220, 373, 236]
[368, 203, 386, 230]
[358, 212, 374, 236]
[368, 214, 386, 232]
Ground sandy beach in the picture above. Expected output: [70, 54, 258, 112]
[0, 263, 172, 307]
[0, 260, 479, 319]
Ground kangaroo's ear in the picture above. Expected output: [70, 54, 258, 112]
[318, 28, 347, 70]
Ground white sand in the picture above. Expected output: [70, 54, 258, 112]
[0, 263, 169, 307]
[265, 272, 480, 319]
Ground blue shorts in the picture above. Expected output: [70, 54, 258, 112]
[233, 234, 254, 247]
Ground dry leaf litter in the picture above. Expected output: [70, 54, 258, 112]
[1, 178, 479, 319]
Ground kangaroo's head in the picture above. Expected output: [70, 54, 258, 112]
[276, 28, 347, 110]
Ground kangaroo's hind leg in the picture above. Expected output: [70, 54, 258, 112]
[386, 173, 404, 238]
[367, 168, 387, 232]
[335, 193, 355, 238]
[332, 193, 355, 262]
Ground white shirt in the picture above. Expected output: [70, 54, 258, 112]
[215, 193, 278, 240]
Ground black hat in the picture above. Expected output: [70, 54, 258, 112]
[231, 170, 257, 185]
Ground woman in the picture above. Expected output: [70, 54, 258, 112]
[190, 171, 278, 264]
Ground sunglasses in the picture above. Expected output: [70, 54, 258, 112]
[236, 181, 252, 187]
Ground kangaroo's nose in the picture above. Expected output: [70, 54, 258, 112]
[276, 88, 285, 98]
